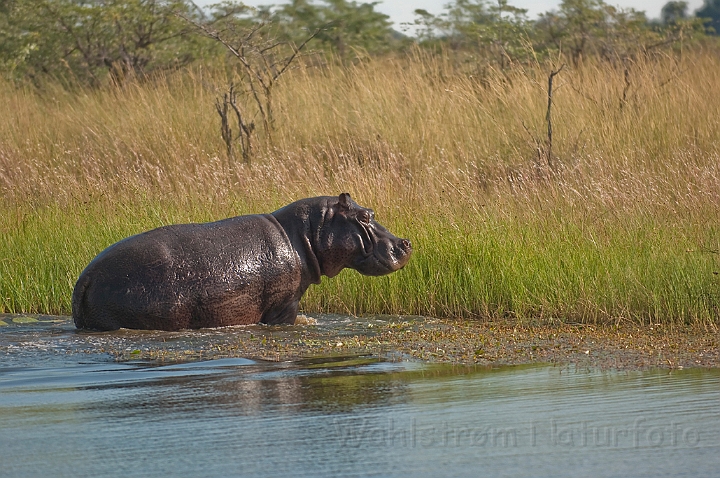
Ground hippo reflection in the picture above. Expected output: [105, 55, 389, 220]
[72, 193, 412, 331]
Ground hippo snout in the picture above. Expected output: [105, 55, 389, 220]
[395, 238, 412, 266]
[354, 232, 412, 276]
[386, 237, 412, 272]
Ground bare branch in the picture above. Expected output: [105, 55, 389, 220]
[176, 12, 270, 90]
[215, 94, 233, 160]
[273, 28, 322, 81]
[546, 63, 565, 170]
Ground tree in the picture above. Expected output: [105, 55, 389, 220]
[0, 0, 205, 86]
[407, 9, 439, 43]
[535, 0, 653, 66]
[273, 0, 398, 61]
[696, 0, 720, 34]
[409, 0, 531, 69]
[661, 1, 688, 24]
[536, 0, 609, 66]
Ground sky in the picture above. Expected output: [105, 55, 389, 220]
[227, 0, 708, 31]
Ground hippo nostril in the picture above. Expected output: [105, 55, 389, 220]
[401, 239, 411, 250]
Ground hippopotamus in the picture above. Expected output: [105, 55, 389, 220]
[72, 193, 412, 331]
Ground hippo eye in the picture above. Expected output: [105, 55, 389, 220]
[357, 210, 371, 225]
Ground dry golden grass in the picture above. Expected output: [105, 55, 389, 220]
[2, 50, 719, 211]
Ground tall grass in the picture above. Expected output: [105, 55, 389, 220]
[1, 50, 719, 324]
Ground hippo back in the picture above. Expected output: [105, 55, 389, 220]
[72, 214, 301, 330]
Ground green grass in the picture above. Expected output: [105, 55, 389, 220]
[304, 210, 720, 325]
[2, 197, 718, 325]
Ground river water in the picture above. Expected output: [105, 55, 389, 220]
[1, 315, 719, 477]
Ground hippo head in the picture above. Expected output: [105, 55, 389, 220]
[316, 193, 412, 278]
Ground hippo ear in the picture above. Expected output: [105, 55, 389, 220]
[338, 193, 352, 210]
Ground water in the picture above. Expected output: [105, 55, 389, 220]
[1, 315, 719, 477]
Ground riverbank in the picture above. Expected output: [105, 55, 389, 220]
[3, 314, 716, 371]
[368, 318, 720, 370]
[202, 318, 720, 370]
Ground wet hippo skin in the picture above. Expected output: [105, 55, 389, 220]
[72, 193, 412, 331]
